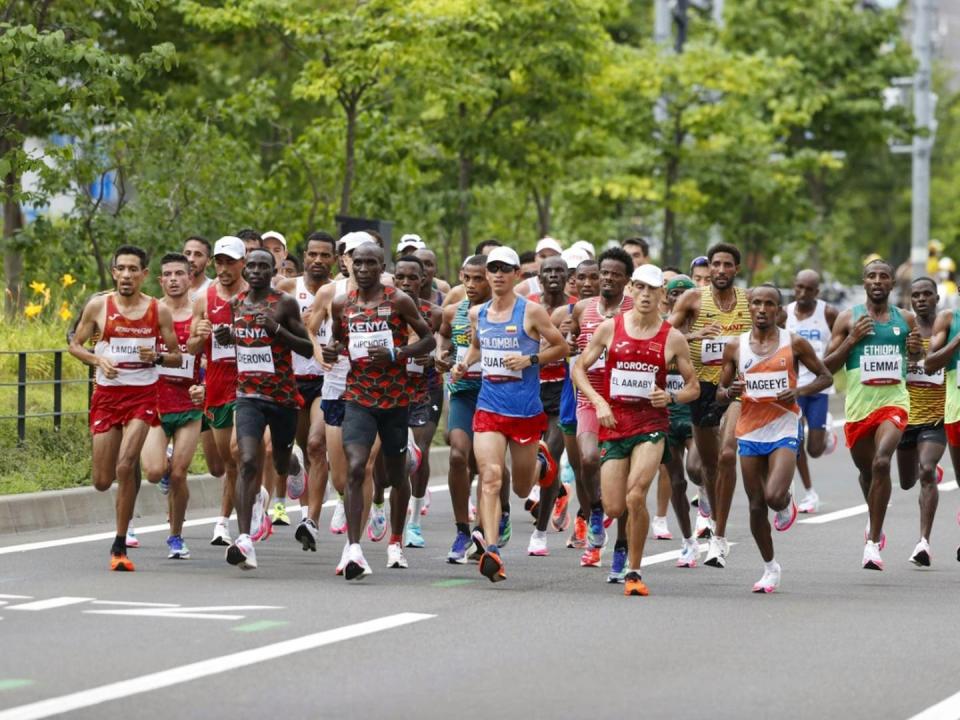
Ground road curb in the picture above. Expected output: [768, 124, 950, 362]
[0, 446, 451, 536]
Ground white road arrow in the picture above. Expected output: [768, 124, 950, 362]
[84, 605, 283, 621]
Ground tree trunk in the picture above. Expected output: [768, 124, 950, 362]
[532, 187, 551, 238]
[458, 147, 472, 261]
[340, 100, 357, 216]
[2, 135, 23, 318]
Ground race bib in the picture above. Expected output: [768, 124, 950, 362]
[700, 336, 732, 365]
[158, 352, 196, 381]
[317, 318, 332, 346]
[406, 356, 424, 375]
[907, 362, 944, 387]
[860, 354, 902, 385]
[481, 349, 522, 381]
[588, 348, 606, 372]
[455, 345, 482, 378]
[610, 368, 656, 400]
[236, 346, 276, 374]
[109, 336, 155, 369]
[211, 325, 235, 362]
[744, 371, 790, 399]
[348, 330, 393, 360]
[666, 373, 684, 393]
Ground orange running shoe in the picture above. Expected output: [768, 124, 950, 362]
[623, 571, 649, 596]
[567, 515, 587, 548]
[110, 554, 135, 572]
[537, 440, 558, 488]
[479, 548, 506, 583]
[580, 546, 602, 567]
[551, 489, 570, 532]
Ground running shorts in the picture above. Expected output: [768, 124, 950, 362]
[235, 397, 298, 453]
[600, 431, 668, 464]
[559, 375, 577, 428]
[90, 384, 159, 434]
[321, 399, 345, 428]
[558, 420, 577, 436]
[667, 412, 693, 448]
[540, 381, 563, 417]
[296, 377, 325, 409]
[947, 421, 960, 448]
[576, 403, 599, 435]
[342, 402, 409, 456]
[161, 408, 202, 438]
[737, 436, 800, 457]
[898, 421, 946, 449]
[844, 405, 909, 448]
[690, 381, 730, 428]
[798, 393, 829, 431]
[202, 401, 235, 432]
[448, 389, 479, 438]
[429, 385, 444, 426]
[473, 409, 547, 445]
[408, 400, 433, 428]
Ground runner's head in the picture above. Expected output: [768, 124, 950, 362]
[414, 248, 439, 285]
[629, 264, 665, 314]
[158, 252, 191, 299]
[597, 247, 633, 301]
[111, 245, 149, 297]
[539, 255, 568, 296]
[793, 269, 821, 310]
[350, 242, 385, 291]
[236, 228, 262, 256]
[182, 235, 211, 280]
[862, 258, 894, 305]
[475, 238, 501, 256]
[485, 246, 522, 296]
[243, 248, 276, 290]
[689, 255, 710, 287]
[394, 255, 425, 301]
[910, 276, 939, 318]
[213, 235, 246, 289]
[666, 274, 695, 310]
[575, 259, 600, 299]
[396, 233, 425, 258]
[748, 284, 781, 330]
[461, 255, 491, 303]
[519, 251, 538, 279]
[622, 236, 650, 269]
[261, 231, 287, 269]
[536, 237, 563, 264]
[706, 243, 741, 290]
[338, 231, 376, 279]
[282, 254, 301, 278]
[304, 231, 336, 282]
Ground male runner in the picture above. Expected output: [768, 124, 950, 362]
[141, 252, 204, 559]
[237, 228, 263, 255]
[896, 277, 945, 566]
[669, 242, 751, 568]
[451, 246, 566, 582]
[187, 236, 248, 546]
[824, 259, 922, 570]
[689, 256, 710, 288]
[622, 237, 650, 269]
[441, 239, 503, 309]
[323, 243, 436, 579]
[785, 269, 839, 513]
[220, 248, 313, 570]
[718, 284, 832, 593]
[69, 245, 182, 571]
[414, 247, 451, 303]
[262, 230, 288, 276]
[282, 255, 302, 279]
[574, 265, 699, 596]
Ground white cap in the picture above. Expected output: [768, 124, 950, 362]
[486, 246, 521, 268]
[262, 230, 287, 248]
[397, 234, 426, 252]
[561, 247, 590, 269]
[340, 231, 376, 255]
[535, 237, 563, 256]
[213, 235, 245, 260]
[631, 264, 665, 288]
[571, 240, 596, 258]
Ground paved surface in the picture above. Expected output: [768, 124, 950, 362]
[2, 440, 960, 719]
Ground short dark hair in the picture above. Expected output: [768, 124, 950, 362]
[577, 259, 599, 271]
[113, 244, 148, 269]
[183, 235, 211, 256]
[463, 254, 486, 269]
[662, 265, 681, 274]
[285, 254, 303, 272]
[236, 228, 262, 245]
[912, 275, 937, 290]
[597, 247, 633, 277]
[752, 282, 782, 304]
[519, 250, 536, 264]
[863, 258, 893, 275]
[247, 247, 275, 266]
[306, 230, 337, 253]
[395, 254, 425, 273]
[475, 239, 501, 255]
[622, 236, 650, 256]
[707, 242, 741, 265]
[159, 252, 190, 270]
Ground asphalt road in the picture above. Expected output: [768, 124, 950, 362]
[2, 434, 960, 720]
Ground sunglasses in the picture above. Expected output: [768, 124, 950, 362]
[488, 262, 517, 274]
[690, 256, 709, 269]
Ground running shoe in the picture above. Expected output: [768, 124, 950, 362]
[537, 439, 558, 488]
[479, 546, 506, 583]
[690, 492, 699, 507]
[159, 444, 173, 495]
[286, 445, 306, 500]
[295, 517, 319, 552]
[166, 534, 190, 559]
[698, 489, 712, 518]
[676, 539, 699, 568]
[251, 487, 273, 542]
[125, 528, 139, 549]
[752, 562, 781, 593]
[420, 487, 432, 516]
[862, 540, 883, 570]
[211, 519, 231, 546]
[386, 542, 409, 569]
[603, 514, 615, 529]
[330, 496, 347, 534]
[447, 530, 471, 564]
[407, 431, 423, 475]
[586, 508, 606, 549]
[225, 534, 257, 570]
[704, 536, 727, 568]
[551, 488, 570, 532]
[651, 515, 672, 540]
[607, 546, 627, 583]
[773, 496, 798, 532]
[469, 526, 485, 561]
[910, 538, 931, 567]
[110, 553, 135, 572]
[798, 488, 820, 514]
[335, 542, 350, 575]
[498, 512, 512, 547]
[524, 485, 541, 520]
[936, 464, 944, 485]
[270, 501, 290, 527]
[863, 521, 886, 551]
[567, 515, 587, 549]
[367, 503, 388, 542]
[404, 522, 425, 548]
[824, 414, 838, 455]
[695, 514, 714, 539]
[527, 530, 549, 556]
[580, 546, 602, 567]
[560, 456, 574, 485]
[344, 543, 371, 580]
[623, 571, 649, 597]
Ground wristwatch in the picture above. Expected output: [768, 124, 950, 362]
[530, 354, 539, 366]
[154, 353, 165, 367]
[668, 390, 677, 405]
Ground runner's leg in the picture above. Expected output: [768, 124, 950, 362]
[474, 431, 509, 547]
[623, 441, 666, 571]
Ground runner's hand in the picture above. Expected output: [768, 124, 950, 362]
[649, 387, 669, 408]
[450, 362, 466, 382]
[97, 356, 118, 379]
[697, 322, 722, 340]
[194, 318, 212, 339]
[559, 315, 575, 335]
[434, 349, 453, 373]
[850, 315, 874, 342]
[565, 333, 578, 355]
[907, 328, 923, 355]
[213, 325, 233, 346]
[138, 346, 157, 364]
[503, 354, 529, 371]
[413, 354, 435, 369]
[189, 384, 205, 406]
[595, 398, 616, 429]
[320, 343, 340, 364]
[776, 387, 799, 404]
[726, 379, 745, 400]
[254, 312, 280, 334]
[367, 346, 392, 363]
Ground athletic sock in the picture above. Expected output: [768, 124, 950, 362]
[456, 522, 470, 536]
[373, 501, 384, 510]
[532, 529, 547, 541]
[111, 535, 126, 556]
[390, 533, 402, 545]
[557, 483, 567, 498]
[576, 508, 586, 520]
[591, 501, 603, 512]
[614, 539, 628, 552]
[764, 559, 778, 573]
[412, 495, 425, 518]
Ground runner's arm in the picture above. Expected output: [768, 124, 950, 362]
[67, 295, 105, 369]
[321, 296, 346, 364]
[186, 294, 210, 355]
[154, 304, 184, 368]
[793, 335, 833, 397]
[395, 292, 437, 362]
[665, 328, 700, 405]
[823, 309, 860, 373]
[509, 302, 567, 370]
[273, 295, 314, 357]
[903, 310, 925, 359]
[925, 309, 960, 372]
[435, 304, 456, 372]
[570, 319, 613, 412]
[441, 284, 466, 308]
[715, 338, 743, 403]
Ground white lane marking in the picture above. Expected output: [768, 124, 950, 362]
[0, 482, 454, 556]
[90, 600, 180, 608]
[798, 504, 868, 525]
[85, 604, 283, 621]
[906, 688, 960, 720]
[0, 594, 32, 599]
[641, 542, 736, 567]
[0, 612, 434, 720]
[7, 597, 93, 611]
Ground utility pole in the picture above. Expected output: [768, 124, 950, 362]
[654, 0, 671, 46]
[910, 0, 935, 279]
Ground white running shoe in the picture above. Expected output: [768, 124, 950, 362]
[864, 520, 887, 550]
[695, 513, 714, 539]
[752, 562, 781, 593]
[330, 497, 347, 534]
[225, 533, 257, 570]
[295, 517, 319, 552]
[824, 414, 838, 455]
[367, 503, 388, 542]
[527, 530, 549, 556]
[286, 445, 306, 500]
[335, 541, 350, 576]
[386, 542, 409, 569]
[798, 488, 820, 514]
[125, 528, 139, 549]
[250, 486, 273, 543]
[863, 540, 884, 570]
[773, 495, 798, 532]
[651, 515, 672, 540]
[676, 539, 699, 568]
[704, 536, 728, 568]
[211, 519, 231, 546]
[910, 538, 931, 567]
[344, 543, 371, 580]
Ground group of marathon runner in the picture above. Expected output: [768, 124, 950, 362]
[65, 228, 960, 595]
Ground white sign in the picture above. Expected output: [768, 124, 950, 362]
[348, 330, 393, 360]
[481, 349, 522, 380]
[236, 347, 276, 374]
[700, 336, 732, 365]
[109, 337, 154, 368]
[158, 353, 195, 381]
[609, 368, 655, 399]
[211, 326, 235, 362]
[744, 371, 790, 399]
[860, 354, 902, 385]
[455, 345, 482, 377]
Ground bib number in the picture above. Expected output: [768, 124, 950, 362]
[236, 347, 276, 375]
[666, 373, 684, 393]
[158, 352, 195, 381]
[211, 325, 235, 362]
[609, 368, 655, 400]
[907, 362, 944, 387]
[860, 354, 902, 385]
[109, 336, 155, 369]
[744, 371, 789, 399]
[349, 330, 393, 360]
[700, 336, 731, 365]
[481, 349, 522, 381]
[455, 345, 482, 378]
[588, 348, 606, 372]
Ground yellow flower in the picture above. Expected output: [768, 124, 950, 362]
[42, 287, 51, 305]
[61, 273, 76, 288]
[58, 302, 73, 322]
[24, 302, 43, 319]
[29, 280, 47, 295]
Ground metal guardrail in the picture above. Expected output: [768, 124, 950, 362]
[0, 350, 92, 444]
